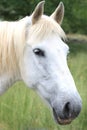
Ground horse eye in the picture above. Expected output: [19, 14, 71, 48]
[33, 48, 45, 57]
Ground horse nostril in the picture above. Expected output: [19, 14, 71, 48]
[63, 102, 71, 119]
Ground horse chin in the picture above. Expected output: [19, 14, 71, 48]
[53, 108, 72, 125]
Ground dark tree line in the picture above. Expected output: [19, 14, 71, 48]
[0, 0, 86, 34]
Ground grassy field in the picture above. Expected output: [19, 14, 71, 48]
[0, 42, 87, 130]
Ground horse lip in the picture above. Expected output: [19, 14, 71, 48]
[57, 117, 72, 125]
[53, 108, 72, 125]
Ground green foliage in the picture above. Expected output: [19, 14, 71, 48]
[0, 0, 86, 34]
[0, 43, 87, 130]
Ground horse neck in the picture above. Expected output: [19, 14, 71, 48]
[0, 71, 21, 95]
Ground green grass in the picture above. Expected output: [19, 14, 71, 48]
[0, 43, 87, 130]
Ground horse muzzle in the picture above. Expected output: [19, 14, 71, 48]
[53, 107, 72, 125]
[52, 99, 82, 125]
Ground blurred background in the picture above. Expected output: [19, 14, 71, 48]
[0, 0, 87, 130]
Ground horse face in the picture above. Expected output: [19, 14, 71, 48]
[21, 34, 82, 125]
[20, 1, 82, 125]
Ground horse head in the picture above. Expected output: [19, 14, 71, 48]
[20, 1, 82, 125]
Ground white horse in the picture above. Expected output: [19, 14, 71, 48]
[0, 1, 82, 125]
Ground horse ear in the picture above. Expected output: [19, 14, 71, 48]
[50, 2, 64, 25]
[32, 1, 45, 24]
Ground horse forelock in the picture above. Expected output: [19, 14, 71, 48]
[28, 15, 66, 43]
